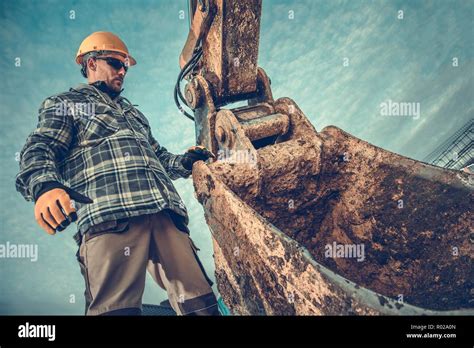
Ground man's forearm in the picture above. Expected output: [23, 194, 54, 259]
[15, 96, 74, 201]
[156, 149, 192, 180]
[15, 143, 64, 202]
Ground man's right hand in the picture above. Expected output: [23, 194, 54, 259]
[34, 187, 92, 235]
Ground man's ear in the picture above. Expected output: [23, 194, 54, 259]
[87, 57, 97, 74]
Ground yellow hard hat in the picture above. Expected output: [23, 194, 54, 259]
[76, 31, 136, 65]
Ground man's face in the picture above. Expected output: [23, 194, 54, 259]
[89, 53, 127, 92]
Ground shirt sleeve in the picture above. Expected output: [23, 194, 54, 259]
[32, 180, 64, 202]
[15, 96, 74, 201]
[146, 127, 192, 180]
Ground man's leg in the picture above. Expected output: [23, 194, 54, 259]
[77, 215, 152, 315]
[147, 210, 220, 316]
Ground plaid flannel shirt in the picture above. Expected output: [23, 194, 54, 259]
[15, 83, 192, 239]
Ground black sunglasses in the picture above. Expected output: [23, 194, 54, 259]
[95, 57, 128, 72]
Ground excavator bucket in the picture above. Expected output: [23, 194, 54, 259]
[191, 97, 473, 315]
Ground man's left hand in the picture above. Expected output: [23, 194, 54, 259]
[181, 145, 216, 170]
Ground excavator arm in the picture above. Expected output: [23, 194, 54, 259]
[177, 0, 473, 315]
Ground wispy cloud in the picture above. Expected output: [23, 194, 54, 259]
[1, 0, 472, 313]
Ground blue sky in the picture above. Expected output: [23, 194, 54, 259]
[0, 0, 472, 314]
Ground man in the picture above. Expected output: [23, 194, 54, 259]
[15, 31, 220, 316]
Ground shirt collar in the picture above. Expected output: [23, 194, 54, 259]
[72, 81, 124, 102]
[90, 80, 124, 100]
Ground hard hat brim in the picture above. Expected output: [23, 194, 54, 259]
[76, 51, 136, 66]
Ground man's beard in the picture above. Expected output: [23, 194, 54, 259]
[109, 79, 123, 92]
[92, 80, 124, 99]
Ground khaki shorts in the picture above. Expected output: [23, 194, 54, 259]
[76, 209, 218, 315]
